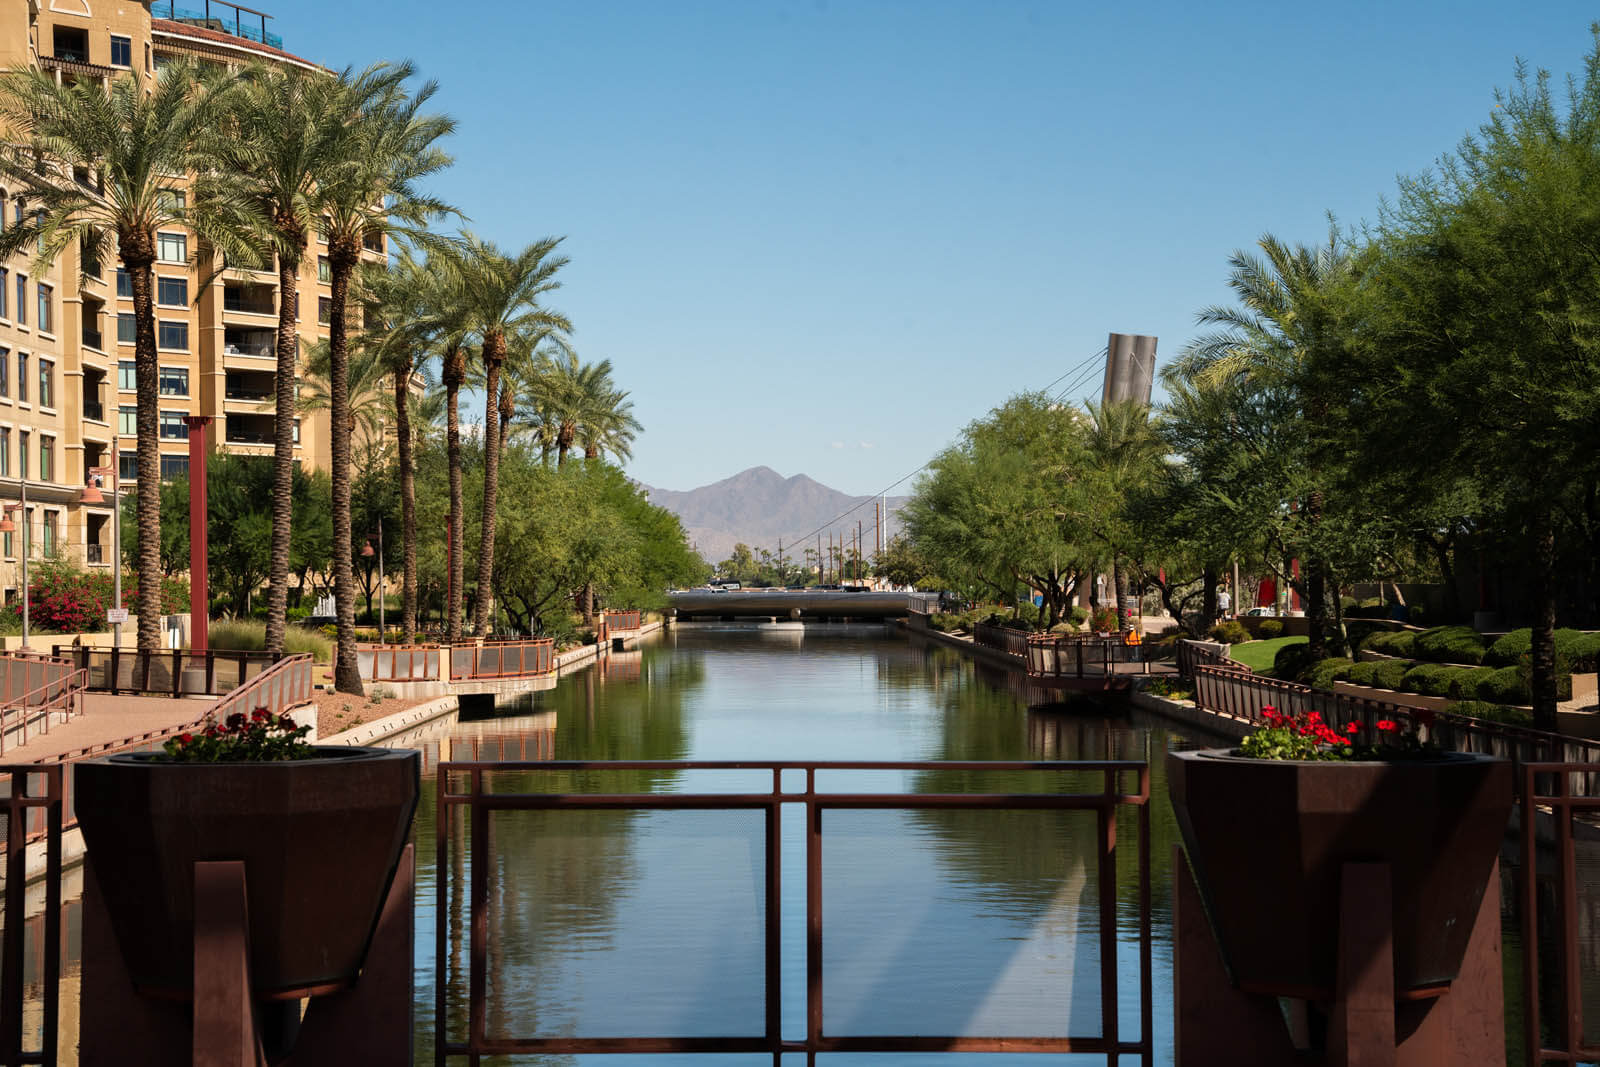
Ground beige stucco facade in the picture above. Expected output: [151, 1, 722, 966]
[0, 1, 365, 605]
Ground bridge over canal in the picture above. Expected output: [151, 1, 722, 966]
[668, 588, 941, 620]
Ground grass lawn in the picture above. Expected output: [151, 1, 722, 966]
[1228, 635, 1307, 674]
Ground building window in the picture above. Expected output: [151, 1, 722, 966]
[317, 297, 331, 325]
[156, 276, 187, 307]
[14, 275, 23, 325]
[116, 268, 132, 299]
[0, 429, 9, 477]
[155, 232, 186, 264]
[17, 431, 26, 478]
[41, 512, 55, 558]
[0, 348, 7, 398]
[159, 411, 188, 440]
[119, 450, 137, 482]
[157, 190, 185, 214]
[38, 436, 52, 483]
[157, 320, 188, 351]
[318, 257, 330, 283]
[117, 314, 136, 345]
[109, 34, 131, 67]
[37, 359, 51, 408]
[16, 354, 25, 403]
[159, 454, 188, 481]
[118, 406, 136, 436]
[117, 360, 135, 391]
[35, 284, 50, 333]
[2, 531, 10, 559]
[292, 418, 301, 444]
[0, 268, 7, 318]
[158, 366, 188, 396]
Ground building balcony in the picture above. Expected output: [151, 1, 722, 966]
[83, 400, 105, 423]
[225, 414, 276, 446]
[223, 286, 276, 317]
[223, 328, 275, 358]
[82, 327, 104, 352]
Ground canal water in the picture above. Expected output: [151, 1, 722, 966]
[413, 626, 1210, 1065]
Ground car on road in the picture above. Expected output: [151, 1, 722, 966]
[1243, 606, 1277, 617]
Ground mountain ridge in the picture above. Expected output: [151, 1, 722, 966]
[641, 466, 909, 565]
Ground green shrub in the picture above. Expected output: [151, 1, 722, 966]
[1451, 666, 1497, 701]
[208, 619, 333, 664]
[1068, 606, 1088, 625]
[1400, 663, 1455, 697]
[1475, 666, 1530, 705]
[1371, 659, 1410, 690]
[1209, 620, 1249, 645]
[1571, 632, 1600, 672]
[1302, 657, 1354, 690]
[1273, 642, 1314, 680]
[284, 625, 333, 663]
[1143, 677, 1195, 701]
[1257, 619, 1284, 639]
[1362, 630, 1417, 658]
[1445, 700, 1534, 727]
[1487, 627, 1595, 671]
[1413, 626, 1487, 665]
[1346, 662, 1380, 686]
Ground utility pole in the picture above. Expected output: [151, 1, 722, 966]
[857, 520, 863, 584]
[817, 533, 822, 586]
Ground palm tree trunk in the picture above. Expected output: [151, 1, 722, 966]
[328, 240, 363, 695]
[264, 250, 300, 654]
[444, 346, 465, 643]
[394, 357, 418, 641]
[1305, 490, 1328, 662]
[123, 243, 163, 652]
[473, 333, 505, 635]
[497, 381, 513, 454]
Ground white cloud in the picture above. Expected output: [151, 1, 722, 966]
[830, 441, 845, 449]
[859, 441, 875, 449]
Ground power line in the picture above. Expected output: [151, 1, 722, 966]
[773, 346, 1110, 557]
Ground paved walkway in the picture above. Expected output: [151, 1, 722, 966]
[20, 692, 212, 764]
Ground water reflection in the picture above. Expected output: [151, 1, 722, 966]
[421, 628, 1191, 1065]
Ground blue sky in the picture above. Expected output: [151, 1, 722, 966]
[266, 0, 1598, 495]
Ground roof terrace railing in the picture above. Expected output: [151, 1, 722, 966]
[153, 0, 283, 50]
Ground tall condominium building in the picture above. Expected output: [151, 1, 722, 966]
[0, 0, 372, 605]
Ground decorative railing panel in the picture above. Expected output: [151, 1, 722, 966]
[972, 622, 1030, 658]
[357, 644, 440, 683]
[602, 610, 641, 632]
[449, 639, 554, 681]
[51, 646, 284, 698]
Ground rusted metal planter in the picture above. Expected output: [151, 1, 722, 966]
[1167, 748, 1510, 998]
[74, 746, 418, 997]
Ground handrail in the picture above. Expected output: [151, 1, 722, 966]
[0, 668, 86, 755]
[357, 643, 440, 682]
[52, 645, 285, 697]
[602, 609, 641, 631]
[436, 759, 1153, 1063]
[972, 622, 1031, 658]
[449, 638, 554, 681]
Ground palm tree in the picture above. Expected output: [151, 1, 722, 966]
[578, 389, 641, 462]
[0, 61, 249, 651]
[355, 252, 439, 640]
[317, 64, 455, 693]
[206, 62, 410, 654]
[415, 249, 474, 643]
[1082, 399, 1165, 626]
[540, 352, 627, 466]
[1172, 229, 1355, 660]
[456, 233, 570, 636]
[298, 338, 393, 455]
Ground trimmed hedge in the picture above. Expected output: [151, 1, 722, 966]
[1474, 666, 1529, 705]
[1274, 642, 1314, 680]
[1399, 663, 1457, 697]
[1257, 619, 1284, 639]
[1412, 626, 1488, 665]
[1345, 662, 1380, 686]
[1371, 659, 1410, 690]
[1362, 630, 1417, 658]
[1302, 657, 1354, 689]
[1445, 700, 1535, 728]
[1485, 627, 1600, 671]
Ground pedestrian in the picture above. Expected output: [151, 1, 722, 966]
[1217, 587, 1232, 620]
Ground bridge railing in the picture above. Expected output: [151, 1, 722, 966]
[602, 610, 641, 632]
[449, 638, 554, 681]
[357, 643, 441, 682]
[435, 759, 1152, 1063]
[51, 646, 286, 697]
[971, 622, 1031, 658]
[1175, 639, 1247, 680]
[1025, 633, 1165, 680]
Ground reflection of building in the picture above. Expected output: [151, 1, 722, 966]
[0, 1, 377, 599]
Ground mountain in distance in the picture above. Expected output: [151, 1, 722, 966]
[641, 466, 910, 567]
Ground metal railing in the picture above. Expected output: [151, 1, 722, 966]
[972, 622, 1031, 658]
[80, 328, 102, 353]
[1519, 763, 1600, 1065]
[448, 638, 554, 681]
[222, 341, 273, 357]
[0, 765, 62, 1067]
[601, 609, 641, 631]
[1192, 665, 1600, 796]
[221, 296, 275, 316]
[1175, 638, 1249, 679]
[206, 652, 312, 726]
[51, 646, 285, 697]
[0, 666, 86, 757]
[1025, 633, 1167, 682]
[357, 643, 440, 682]
[224, 427, 273, 445]
[153, 1, 284, 49]
[434, 760, 1153, 1064]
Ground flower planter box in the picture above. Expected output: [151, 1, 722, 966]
[1167, 748, 1510, 997]
[74, 746, 419, 997]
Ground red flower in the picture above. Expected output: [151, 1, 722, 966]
[179, 733, 193, 744]
[1345, 722, 1358, 734]
[1376, 719, 1398, 733]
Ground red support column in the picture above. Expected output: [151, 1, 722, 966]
[186, 416, 212, 651]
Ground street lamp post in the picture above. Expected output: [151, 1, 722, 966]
[0, 482, 27, 649]
[361, 523, 384, 640]
[84, 442, 122, 647]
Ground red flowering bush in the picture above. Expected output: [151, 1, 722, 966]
[1239, 705, 1435, 761]
[160, 707, 313, 762]
[3, 562, 191, 634]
